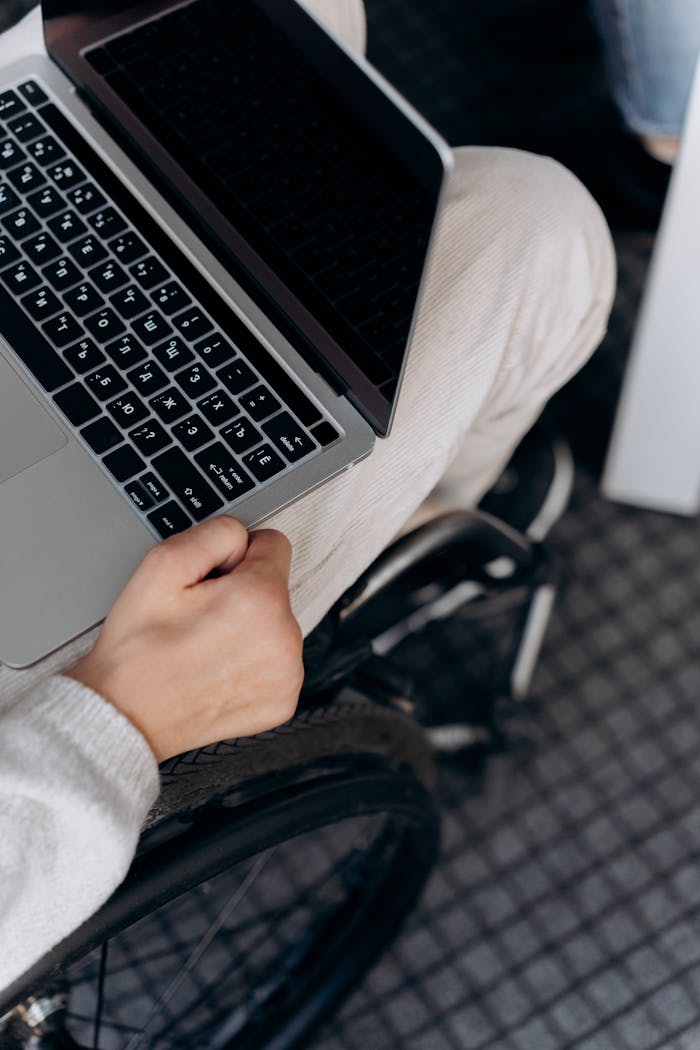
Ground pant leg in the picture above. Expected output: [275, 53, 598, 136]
[267, 147, 616, 635]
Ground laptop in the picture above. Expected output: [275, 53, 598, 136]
[0, 0, 451, 667]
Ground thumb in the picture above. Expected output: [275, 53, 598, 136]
[128, 517, 250, 596]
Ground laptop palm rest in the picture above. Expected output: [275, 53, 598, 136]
[0, 353, 67, 483]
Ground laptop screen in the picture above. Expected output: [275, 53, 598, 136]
[42, 0, 448, 435]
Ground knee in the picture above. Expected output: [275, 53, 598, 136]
[302, 0, 367, 54]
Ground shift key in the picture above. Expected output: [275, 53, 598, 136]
[195, 442, 255, 501]
[152, 446, 223, 520]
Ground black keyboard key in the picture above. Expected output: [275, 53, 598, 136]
[0, 90, 25, 119]
[0, 281, 72, 391]
[173, 306, 212, 342]
[128, 358, 167, 396]
[109, 282, 149, 320]
[67, 233, 107, 266]
[174, 362, 215, 398]
[195, 443, 255, 502]
[53, 382, 100, 425]
[173, 413, 214, 452]
[310, 420, 341, 447]
[28, 135, 65, 167]
[0, 138, 25, 171]
[140, 471, 168, 503]
[42, 256, 81, 292]
[153, 335, 193, 372]
[89, 258, 128, 294]
[106, 392, 148, 427]
[152, 446, 223, 521]
[238, 383, 281, 422]
[3, 207, 41, 240]
[149, 386, 189, 424]
[197, 389, 237, 425]
[23, 230, 60, 265]
[67, 182, 107, 215]
[20, 284, 61, 322]
[129, 255, 168, 288]
[43, 312, 84, 348]
[221, 416, 262, 455]
[235, 332, 323, 427]
[17, 82, 47, 107]
[9, 113, 45, 143]
[262, 411, 317, 463]
[2, 259, 40, 294]
[47, 159, 85, 189]
[89, 207, 127, 238]
[64, 281, 105, 317]
[64, 337, 105, 374]
[27, 184, 64, 218]
[84, 307, 125, 343]
[148, 499, 191, 537]
[151, 280, 191, 316]
[217, 358, 256, 395]
[130, 418, 171, 456]
[103, 444, 146, 483]
[132, 310, 172, 347]
[124, 478, 154, 512]
[47, 208, 87, 244]
[243, 443, 285, 483]
[81, 415, 121, 454]
[105, 332, 146, 369]
[0, 182, 20, 215]
[0, 235, 20, 268]
[85, 365, 128, 401]
[7, 163, 45, 198]
[194, 332, 235, 369]
[110, 231, 147, 265]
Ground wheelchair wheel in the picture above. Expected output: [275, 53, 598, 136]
[2, 693, 438, 1050]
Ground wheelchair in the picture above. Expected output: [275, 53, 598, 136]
[0, 505, 559, 1050]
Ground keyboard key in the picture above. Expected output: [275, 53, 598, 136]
[221, 416, 262, 454]
[310, 420, 341, 446]
[43, 312, 84, 348]
[197, 389, 237, 425]
[153, 335, 193, 372]
[129, 255, 168, 288]
[67, 233, 107, 265]
[23, 230, 60, 265]
[109, 231, 147, 265]
[0, 90, 25, 120]
[63, 281, 105, 317]
[67, 182, 107, 215]
[9, 113, 46, 143]
[103, 444, 146, 483]
[173, 413, 214, 452]
[17, 81, 47, 107]
[0, 281, 72, 391]
[28, 135, 65, 167]
[140, 472, 168, 504]
[64, 337, 105, 374]
[85, 365, 128, 401]
[47, 208, 87, 244]
[109, 282, 149, 320]
[27, 184, 65, 218]
[152, 446, 223, 521]
[3, 206, 41, 240]
[194, 332, 235, 369]
[151, 280, 191, 316]
[84, 307, 125, 342]
[148, 499, 191, 538]
[89, 258, 128, 293]
[124, 478, 154, 512]
[7, 161, 44, 194]
[129, 419, 171, 456]
[174, 362, 215, 398]
[195, 443, 255, 501]
[243, 443, 285, 483]
[106, 392, 148, 427]
[20, 284, 61, 322]
[217, 358, 256, 395]
[0, 182, 20, 215]
[262, 411, 317, 463]
[2, 259, 40, 294]
[127, 358, 167, 396]
[173, 306, 212, 342]
[53, 382, 100, 426]
[89, 207, 127, 238]
[81, 415, 121, 454]
[42, 255, 81, 292]
[0, 138, 25, 171]
[238, 383, 281, 422]
[105, 332, 146, 369]
[47, 159, 85, 189]
[236, 333, 323, 427]
[0, 235, 20, 268]
[132, 310, 172, 347]
[149, 386, 189, 424]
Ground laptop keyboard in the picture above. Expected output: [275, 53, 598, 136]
[0, 80, 341, 538]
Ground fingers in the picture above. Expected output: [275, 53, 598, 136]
[134, 517, 250, 593]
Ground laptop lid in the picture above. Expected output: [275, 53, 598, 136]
[41, 0, 451, 436]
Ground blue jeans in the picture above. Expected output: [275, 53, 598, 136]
[590, 0, 700, 136]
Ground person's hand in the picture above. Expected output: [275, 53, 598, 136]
[68, 517, 303, 761]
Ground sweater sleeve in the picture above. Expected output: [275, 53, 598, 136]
[0, 674, 159, 996]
